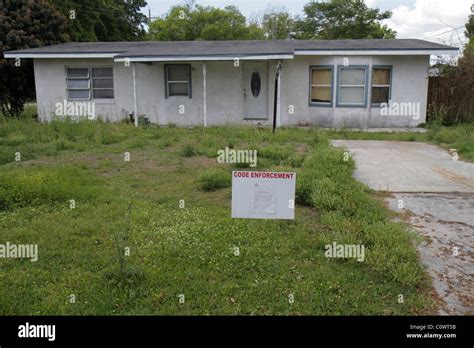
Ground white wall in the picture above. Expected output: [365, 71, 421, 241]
[33, 55, 430, 128]
[280, 55, 430, 128]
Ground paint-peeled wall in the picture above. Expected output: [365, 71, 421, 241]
[33, 59, 272, 126]
[279, 55, 430, 128]
[33, 55, 429, 128]
[34, 58, 134, 122]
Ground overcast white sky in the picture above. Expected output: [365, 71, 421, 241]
[145, 0, 472, 47]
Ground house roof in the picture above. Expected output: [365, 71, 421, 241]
[4, 39, 458, 61]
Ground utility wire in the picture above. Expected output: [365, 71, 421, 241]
[423, 26, 464, 40]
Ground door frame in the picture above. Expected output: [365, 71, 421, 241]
[242, 61, 270, 120]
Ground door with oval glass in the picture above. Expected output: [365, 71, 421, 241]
[243, 62, 268, 119]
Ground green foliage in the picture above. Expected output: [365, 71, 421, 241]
[0, 117, 133, 165]
[0, 122, 438, 314]
[261, 8, 295, 39]
[258, 144, 294, 163]
[198, 168, 231, 191]
[295, 140, 424, 286]
[0, 165, 103, 210]
[180, 143, 197, 157]
[465, 14, 474, 39]
[295, 0, 396, 39]
[50, 0, 148, 41]
[428, 104, 449, 127]
[148, 4, 264, 40]
[428, 43, 474, 125]
[0, 0, 69, 117]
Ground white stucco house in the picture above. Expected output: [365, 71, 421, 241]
[4, 39, 457, 128]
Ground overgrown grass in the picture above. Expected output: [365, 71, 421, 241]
[198, 168, 231, 191]
[0, 165, 106, 210]
[0, 118, 453, 315]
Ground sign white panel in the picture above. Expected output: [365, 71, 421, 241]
[231, 171, 296, 220]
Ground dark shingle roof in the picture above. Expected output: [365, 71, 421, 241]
[4, 39, 457, 57]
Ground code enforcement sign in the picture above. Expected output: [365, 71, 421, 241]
[231, 171, 296, 220]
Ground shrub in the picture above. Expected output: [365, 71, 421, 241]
[180, 143, 197, 157]
[198, 168, 231, 191]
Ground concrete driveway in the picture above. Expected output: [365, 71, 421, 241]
[331, 140, 474, 315]
[331, 140, 474, 192]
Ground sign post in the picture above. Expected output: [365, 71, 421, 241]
[231, 171, 296, 220]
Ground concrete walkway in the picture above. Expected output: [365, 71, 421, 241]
[331, 140, 474, 315]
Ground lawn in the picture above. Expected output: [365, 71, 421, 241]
[0, 116, 447, 315]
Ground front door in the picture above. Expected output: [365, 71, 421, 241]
[243, 62, 268, 119]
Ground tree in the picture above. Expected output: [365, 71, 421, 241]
[295, 0, 396, 40]
[50, 0, 148, 42]
[148, 4, 265, 41]
[0, 0, 69, 117]
[261, 7, 295, 40]
[465, 13, 474, 39]
[428, 15, 474, 125]
[465, 14, 474, 56]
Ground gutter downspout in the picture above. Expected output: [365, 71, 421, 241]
[133, 63, 138, 127]
[203, 62, 207, 127]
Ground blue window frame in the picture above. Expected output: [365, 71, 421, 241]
[371, 65, 392, 106]
[336, 65, 369, 108]
[309, 65, 334, 107]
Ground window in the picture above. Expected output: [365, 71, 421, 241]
[92, 67, 114, 99]
[371, 66, 392, 105]
[310, 66, 333, 106]
[66, 67, 114, 100]
[165, 65, 191, 98]
[337, 66, 368, 107]
[66, 68, 90, 100]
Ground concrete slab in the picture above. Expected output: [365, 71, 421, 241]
[331, 140, 474, 193]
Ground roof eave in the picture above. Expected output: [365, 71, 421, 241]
[294, 48, 459, 56]
[114, 54, 294, 62]
[3, 52, 120, 59]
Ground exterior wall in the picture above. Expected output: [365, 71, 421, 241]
[33, 54, 430, 128]
[33, 58, 273, 126]
[34, 58, 134, 122]
[280, 55, 430, 128]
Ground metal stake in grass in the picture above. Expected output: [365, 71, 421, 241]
[272, 62, 282, 134]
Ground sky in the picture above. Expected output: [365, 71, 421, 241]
[144, 0, 472, 48]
